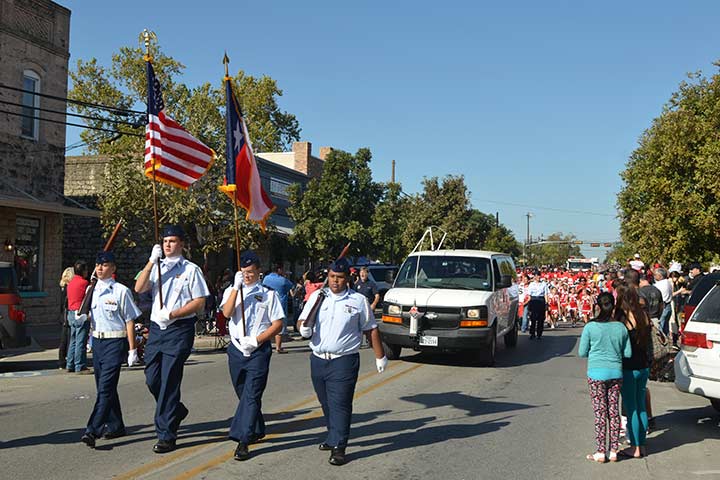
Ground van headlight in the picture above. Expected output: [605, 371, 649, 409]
[467, 308, 481, 318]
[388, 304, 402, 315]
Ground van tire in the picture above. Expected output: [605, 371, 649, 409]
[504, 318, 519, 348]
[477, 325, 496, 367]
[382, 339, 402, 360]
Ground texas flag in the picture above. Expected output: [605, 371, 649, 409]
[219, 78, 275, 231]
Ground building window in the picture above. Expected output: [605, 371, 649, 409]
[21, 70, 41, 140]
[269, 177, 292, 199]
[15, 216, 43, 292]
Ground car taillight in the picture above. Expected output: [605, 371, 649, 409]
[9, 304, 25, 323]
[681, 305, 695, 332]
[681, 331, 713, 349]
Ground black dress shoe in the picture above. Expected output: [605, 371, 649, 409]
[80, 432, 96, 448]
[318, 443, 332, 451]
[234, 442, 250, 461]
[248, 433, 265, 444]
[153, 439, 176, 454]
[103, 429, 127, 439]
[328, 447, 346, 466]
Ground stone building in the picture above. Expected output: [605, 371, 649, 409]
[0, 1, 98, 345]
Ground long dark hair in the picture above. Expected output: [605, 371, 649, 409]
[591, 292, 615, 322]
[614, 282, 650, 348]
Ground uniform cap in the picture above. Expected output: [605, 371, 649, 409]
[162, 224, 186, 240]
[329, 258, 351, 274]
[634, 253, 641, 259]
[96, 251, 116, 264]
[240, 250, 261, 268]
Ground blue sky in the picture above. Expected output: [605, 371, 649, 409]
[59, 1, 720, 257]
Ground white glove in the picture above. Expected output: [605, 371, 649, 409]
[233, 271, 243, 290]
[299, 324, 313, 339]
[239, 336, 258, 357]
[127, 349, 138, 367]
[158, 307, 171, 323]
[376, 356, 388, 373]
[149, 244, 162, 264]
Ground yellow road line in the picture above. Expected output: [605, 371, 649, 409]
[172, 363, 424, 480]
[113, 361, 406, 480]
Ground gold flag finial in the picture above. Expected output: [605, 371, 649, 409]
[223, 51, 230, 79]
[140, 29, 157, 61]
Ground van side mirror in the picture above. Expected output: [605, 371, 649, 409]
[497, 274, 513, 288]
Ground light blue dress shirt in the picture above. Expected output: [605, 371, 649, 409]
[300, 287, 377, 356]
[221, 282, 285, 350]
[149, 256, 210, 325]
[527, 280, 549, 298]
[90, 279, 141, 332]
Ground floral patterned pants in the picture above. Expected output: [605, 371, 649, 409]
[587, 378, 623, 453]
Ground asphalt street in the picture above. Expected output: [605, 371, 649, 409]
[1, 327, 718, 480]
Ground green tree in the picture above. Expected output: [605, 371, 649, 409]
[604, 242, 635, 265]
[484, 225, 522, 258]
[618, 67, 720, 263]
[400, 175, 471, 253]
[69, 39, 301, 255]
[463, 210, 496, 249]
[528, 232, 582, 266]
[288, 148, 382, 262]
[369, 182, 406, 264]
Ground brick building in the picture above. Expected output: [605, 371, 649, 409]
[0, 0, 97, 344]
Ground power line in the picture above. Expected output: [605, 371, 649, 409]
[0, 108, 144, 137]
[0, 83, 146, 116]
[472, 198, 616, 217]
[0, 98, 143, 127]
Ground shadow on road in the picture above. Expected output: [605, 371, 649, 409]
[398, 331, 579, 369]
[399, 391, 540, 417]
[648, 405, 720, 455]
[0, 423, 153, 450]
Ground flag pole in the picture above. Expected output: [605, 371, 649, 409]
[143, 28, 163, 308]
[225, 52, 246, 337]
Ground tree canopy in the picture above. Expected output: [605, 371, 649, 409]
[69, 39, 301, 255]
[287, 148, 382, 262]
[618, 67, 720, 263]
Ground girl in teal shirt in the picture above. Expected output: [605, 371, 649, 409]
[578, 292, 632, 463]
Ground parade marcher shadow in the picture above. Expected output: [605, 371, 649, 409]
[645, 405, 720, 455]
[0, 423, 153, 449]
[348, 416, 513, 462]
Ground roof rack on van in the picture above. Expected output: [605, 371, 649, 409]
[411, 226, 447, 254]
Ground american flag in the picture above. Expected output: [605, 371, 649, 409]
[144, 61, 215, 189]
[219, 77, 275, 231]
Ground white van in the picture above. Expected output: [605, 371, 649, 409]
[379, 249, 519, 366]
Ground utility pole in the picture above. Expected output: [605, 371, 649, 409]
[391, 159, 396, 183]
[524, 212, 532, 266]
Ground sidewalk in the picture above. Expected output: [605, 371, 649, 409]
[0, 333, 228, 375]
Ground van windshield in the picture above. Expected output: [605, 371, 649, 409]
[394, 256, 492, 291]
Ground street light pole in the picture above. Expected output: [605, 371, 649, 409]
[524, 212, 532, 266]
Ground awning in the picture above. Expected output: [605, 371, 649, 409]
[0, 194, 101, 218]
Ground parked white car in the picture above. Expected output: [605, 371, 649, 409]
[379, 249, 519, 366]
[674, 283, 720, 411]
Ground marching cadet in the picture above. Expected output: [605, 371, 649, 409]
[220, 251, 284, 461]
[298, 258, 388, 466]
[81, 251, 141, 448]
[134, 225, 210, 454]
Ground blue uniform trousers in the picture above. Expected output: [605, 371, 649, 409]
[144, 318, 195, 441]
[86, 337, 127, 436]
[227, 341, 271, 443]
[310, 353, 360, 448]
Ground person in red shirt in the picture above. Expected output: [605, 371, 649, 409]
[66, 260, 92, 373]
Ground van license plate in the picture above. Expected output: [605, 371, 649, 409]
[419, 335, 438, 346]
